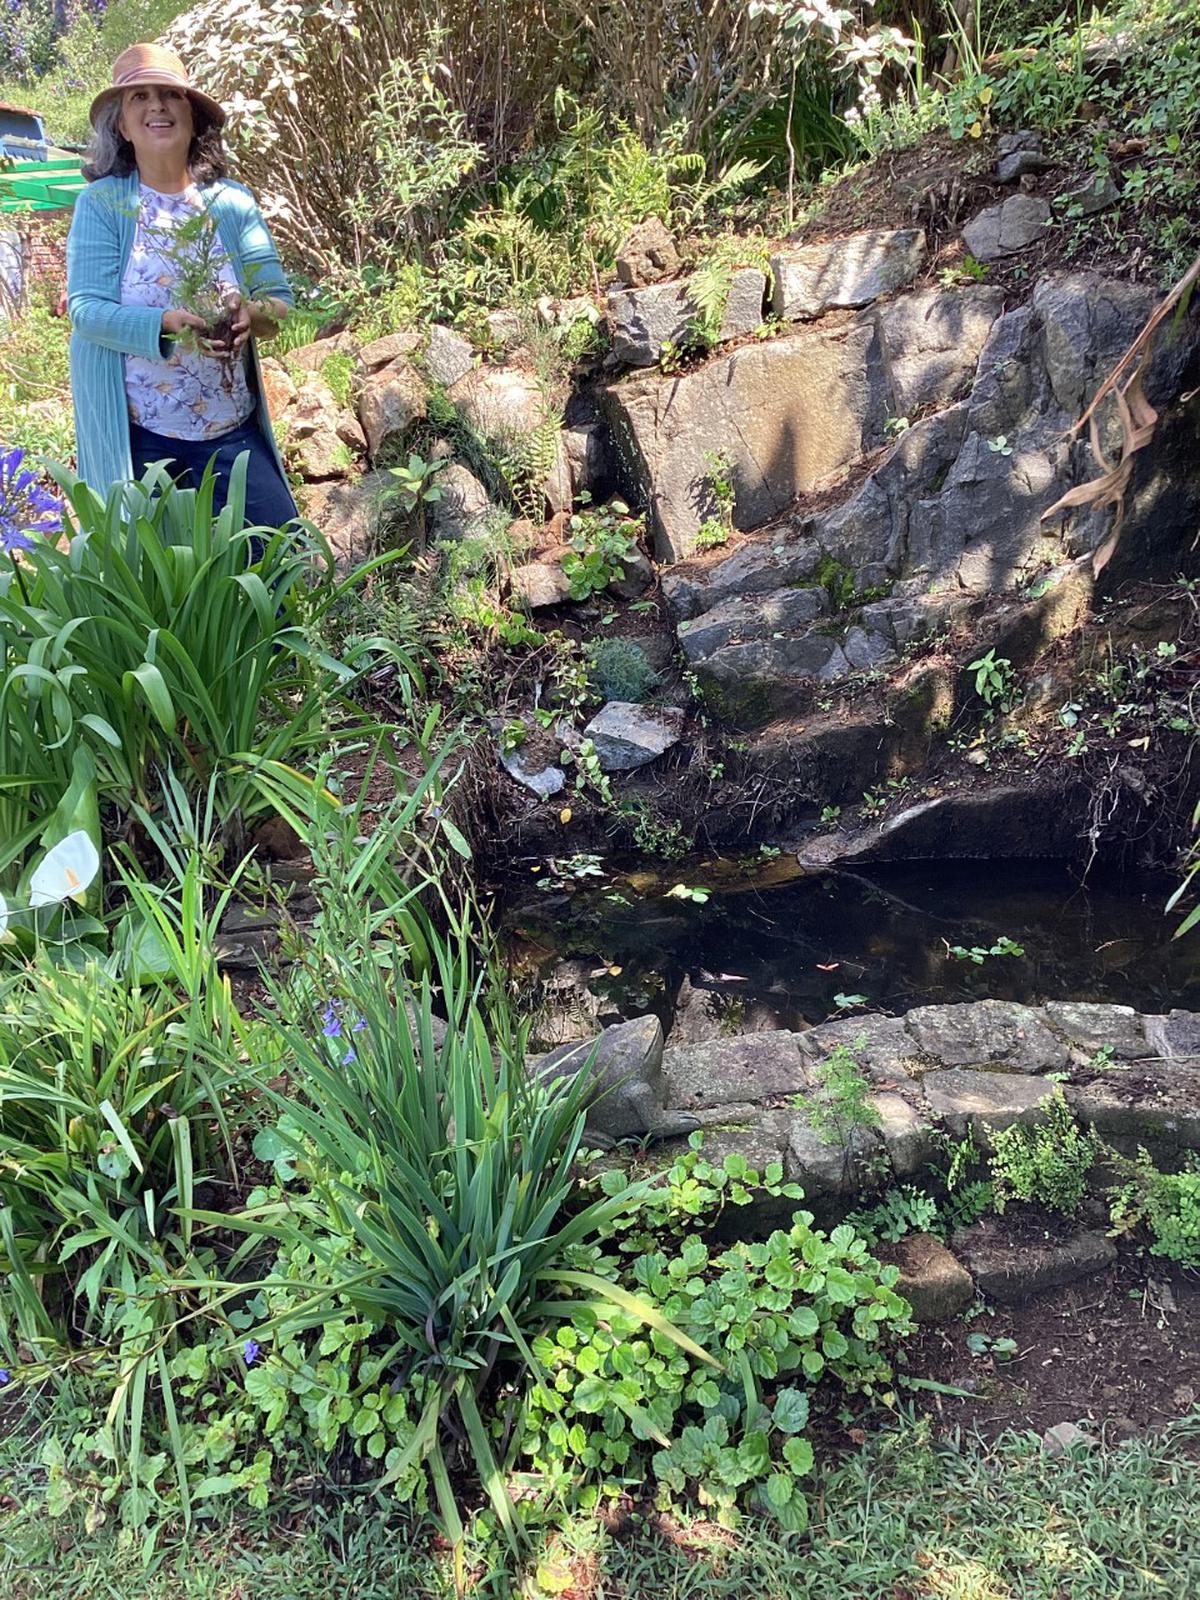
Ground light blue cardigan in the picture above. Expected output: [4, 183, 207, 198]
[66, 171, 294, 496]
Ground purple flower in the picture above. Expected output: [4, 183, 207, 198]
[0, 1368, 10, 1386]
[352, 1016, 367, 1033]
[243, 1340, 261, 1367]
[341, 1046, 356, 1066]
[321, 1000, 342, 1038]
[0, 447, 63, 558]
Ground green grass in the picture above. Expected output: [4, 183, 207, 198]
[5, 1409, 1200, 1598]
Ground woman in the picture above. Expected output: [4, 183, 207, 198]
[66, 43, 297, 530]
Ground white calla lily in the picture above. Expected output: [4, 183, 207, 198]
[0, 892, 12, 944]
[29, 830, 100, 909]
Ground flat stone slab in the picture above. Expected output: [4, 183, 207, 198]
[584, 702, 685, 771]
[953, 1220, 1116, 1303]
[662, 536, 825, 622]
[677, 587, 828, 664]
[962, 195, 1052, 262]
[878, 1234, 974, 1324]
[1067, 1063, 1200, 1151]
[797, 1014, 924, 1084]
[906, 1001, 1071, 1075]
[1043, 1001, 1157, 1064]
[770, 229, 926, 320]
[662, 1031, 810, 1111]
[923, 1068, 1058, 1143]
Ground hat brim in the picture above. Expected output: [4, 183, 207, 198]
[90, 74, 226, 132]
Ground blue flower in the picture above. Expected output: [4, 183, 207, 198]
[243, 1339, 261, 1367]
[341, 1046, 356, 1066]
[0, 1368, 10, 1386]
[321, 1000, 342, 1038]
[352, 1016, 367, 1033]
[0, 446, 64, 558]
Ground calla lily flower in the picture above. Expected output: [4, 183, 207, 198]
[29, 831, 100, 909]
[0, 892, 12, 944]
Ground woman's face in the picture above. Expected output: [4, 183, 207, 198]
[117, 84, 195, 168]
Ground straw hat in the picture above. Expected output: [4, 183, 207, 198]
[89, 43, 226, 130]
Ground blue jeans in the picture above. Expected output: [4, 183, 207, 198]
[129, 417, 299, 533]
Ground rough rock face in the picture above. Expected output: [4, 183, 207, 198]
[302, 472, 394, 565]
[606, 282, 1003, 561]
[425, 462, 494, 543]
[616, 218, 682, 287]
[607, 318, 884, 561]
[608, 268, 767, 366]
[769, 229, 927, 320]
[359, 360, 427, 460]
[284, 372, 365, 480]
[640, 266, 1200, 720]
[962, 194, 1052, 260]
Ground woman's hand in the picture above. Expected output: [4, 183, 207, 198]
[161, 307, 208, 340]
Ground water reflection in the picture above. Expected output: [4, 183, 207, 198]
[501, 859, 1198, 1040]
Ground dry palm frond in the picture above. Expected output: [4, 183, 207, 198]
[1041, 248, 1200, 576]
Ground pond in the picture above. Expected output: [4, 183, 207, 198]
[499, 856, 1200, 1043]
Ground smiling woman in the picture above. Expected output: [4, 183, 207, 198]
[65, 44, 299, 534]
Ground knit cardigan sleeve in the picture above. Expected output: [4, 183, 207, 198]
[224, 184, 294, 308]
[66, 181, 167, 360]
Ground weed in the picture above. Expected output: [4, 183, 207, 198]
[990, 1092, 1098, 1216]
[586, 637, 659, 703]
[808, 1037, 882, 1153]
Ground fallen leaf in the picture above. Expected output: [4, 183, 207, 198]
[559, 807, 572, 824]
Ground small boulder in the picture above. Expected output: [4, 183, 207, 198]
[770, 229, 926, 320]
[616, 217, 682, 287]
[447, 365, 549, 440]
[357, 329, 423, 373]
[1043, 1421, 1098, 1456]
[511, 560, 573, 610]
[584, 701, 685, 771]
[879, 1234, 974, 1324]
[425, 323, 474, 389]
[359, 360, 427, 459]
[426, 462, 494, 543]
[996, 131, 1052, 184]
[962, 195, 1052, 261]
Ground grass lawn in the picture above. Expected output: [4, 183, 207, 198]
[5, 1409, 1200, 1599]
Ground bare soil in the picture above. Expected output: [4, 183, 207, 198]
[900, 1244, 1200, 1442]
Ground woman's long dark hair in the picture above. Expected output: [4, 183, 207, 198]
[83, 96, 229, 184]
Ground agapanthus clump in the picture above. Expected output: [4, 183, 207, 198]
[0, 445, 63, 556]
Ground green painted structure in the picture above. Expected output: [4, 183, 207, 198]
[0, 157, 85, 213]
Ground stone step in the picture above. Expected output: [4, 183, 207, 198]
[563, 1001, 1200, 1236]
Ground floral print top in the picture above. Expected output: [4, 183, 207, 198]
[120, 183, 254, 440]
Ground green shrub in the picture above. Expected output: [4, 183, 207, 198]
[989, 1092, 1098, 1216]
[586, 636, 659, 702]
[0, 461, 415, 842]
[241, 932, 703, 1555]
[563, 499, 643, 601]
[1110, 1150, 1200, 1267]
[526, 1139, 911, 1532]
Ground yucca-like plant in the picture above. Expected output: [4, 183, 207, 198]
[0, 457, 416, 846]
[232, 925, 715, 1568]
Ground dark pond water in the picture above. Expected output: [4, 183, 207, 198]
[500, 857, 1199, 1039]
